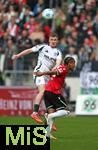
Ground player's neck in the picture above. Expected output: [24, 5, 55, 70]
[49, 44, 56, 48]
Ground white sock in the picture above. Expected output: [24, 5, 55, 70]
[48, 110, 70, 120]
[46, 119, 53, 137]
[46, 110, 69, 135]
[44, 113, 55, 124]
[45, 110, 69, 136]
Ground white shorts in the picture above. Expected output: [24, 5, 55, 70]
[33, 75, 49, 87]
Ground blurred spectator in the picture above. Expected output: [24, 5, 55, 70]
[4, 36, 17, 70]
[58, 37, 68, 57]
[78, 46, 89, 70]
[66, 46, 78, 66]
[68, 0, 84, 23]
[83, 38, 92, 53]
[44, 25, 51, 42]
[24, 15, 37, 33]
[17, 29, 33, 70]
[54, 8, 66, 39]
[67, 37, 76, 48]
[6, 15, 19, 38]
[93, 11, 98, 38]
[19, 5, 33, 30]
[78, 46, 89, 61]
[85, 0, 97, 18]
[17, 29, 33, 50]
[27, 0, 44, 16]
[29, 22, 45, 43]
[44, 0, 62, 8]
[89, 50, 97, 61]
[64, 24, 73, 38]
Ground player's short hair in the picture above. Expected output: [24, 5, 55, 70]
[64, 57, 75, 65]
[49, 32, 58, 38]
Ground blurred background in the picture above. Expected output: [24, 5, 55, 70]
[0, 0, 98, 116]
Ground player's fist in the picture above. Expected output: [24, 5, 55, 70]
[12, 55, 18, 60]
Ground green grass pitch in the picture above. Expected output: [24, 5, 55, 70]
[0, 116, 98, 150]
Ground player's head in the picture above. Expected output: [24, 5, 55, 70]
[64, 57, 75, 71]
[49, 32, 58, 48]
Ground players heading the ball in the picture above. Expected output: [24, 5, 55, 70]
[12, 32, 62, 123]
[33, 57, 75, 138]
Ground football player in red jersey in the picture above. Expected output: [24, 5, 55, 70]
[33, 57, 75, 138]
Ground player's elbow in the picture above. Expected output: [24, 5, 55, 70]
[27, 48, 33, 53]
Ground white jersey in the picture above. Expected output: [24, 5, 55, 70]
[31, 44, 62, 72]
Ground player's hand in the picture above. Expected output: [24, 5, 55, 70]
[12, 54, 19, 60]
[33, 72, 43, 76]
[52, 67, 56, 71]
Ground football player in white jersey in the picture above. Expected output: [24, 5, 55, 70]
[12, 32, 62, 124]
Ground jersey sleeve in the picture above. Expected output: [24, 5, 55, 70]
[56, 65, 66, 75]
[31, 44, 46, 52]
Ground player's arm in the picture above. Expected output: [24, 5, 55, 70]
[12, 48, 33, 60]
[12, 45, 43, 60]
[33, 69, 60, 76]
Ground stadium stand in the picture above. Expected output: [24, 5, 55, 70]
[0, 0, 98, 87]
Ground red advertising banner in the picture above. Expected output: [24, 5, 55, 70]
[0, 87, 46, 116]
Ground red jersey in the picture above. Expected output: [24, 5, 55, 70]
[45, 64, 68, 94]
